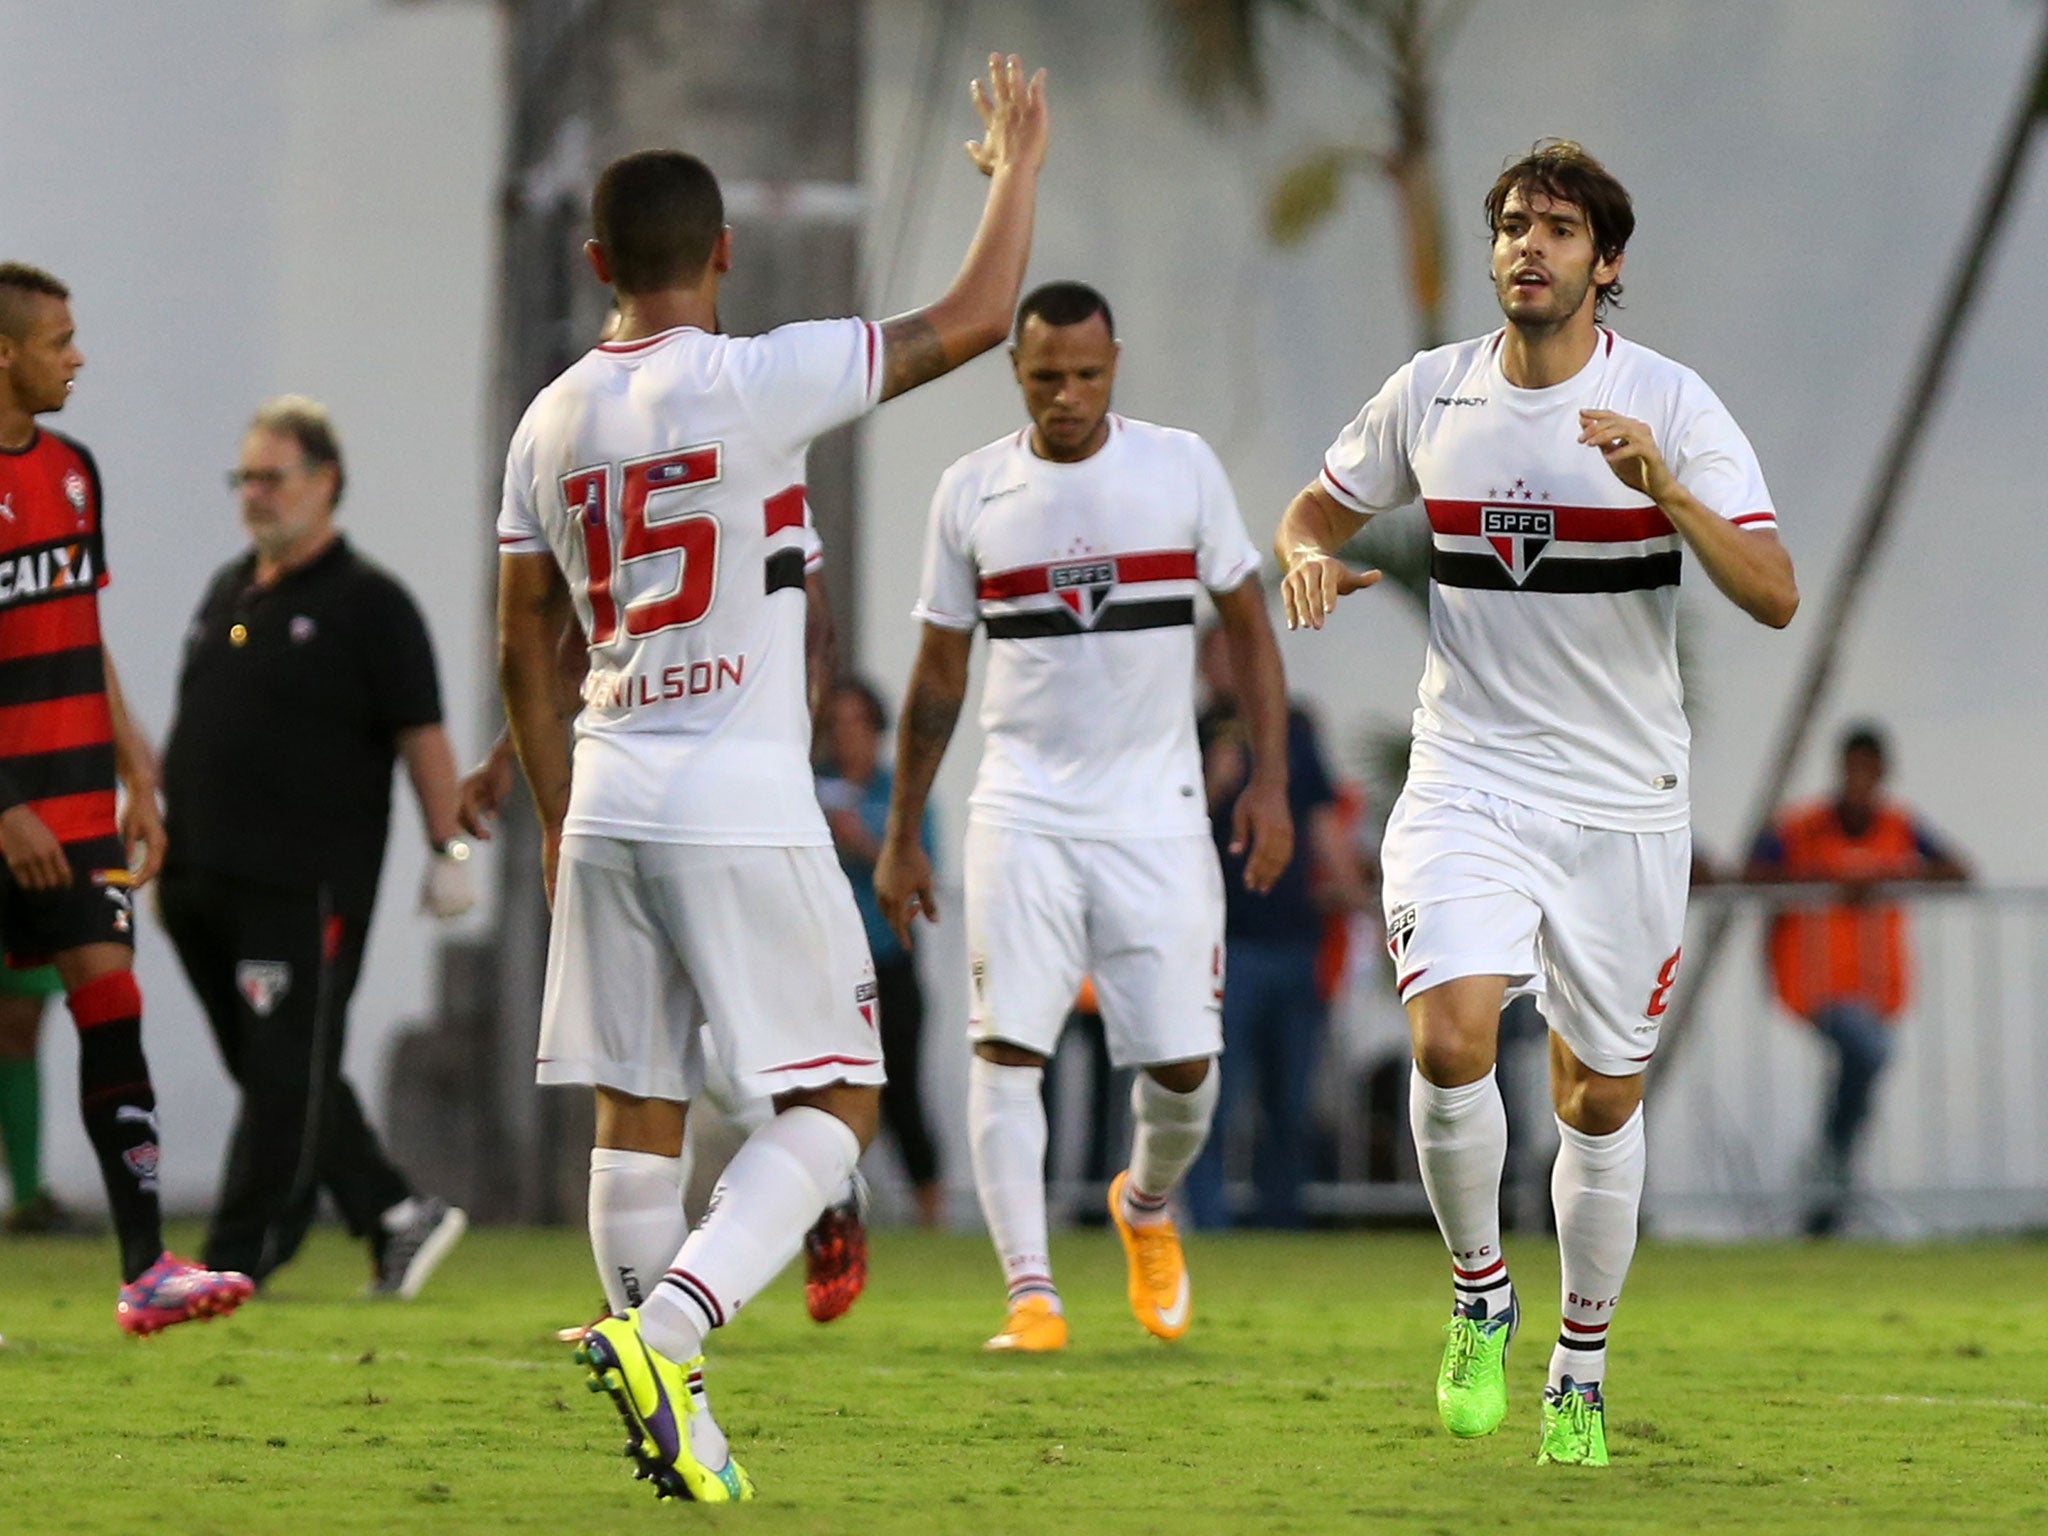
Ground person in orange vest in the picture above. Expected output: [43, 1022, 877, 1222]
[1744, 723, 1969, 1234]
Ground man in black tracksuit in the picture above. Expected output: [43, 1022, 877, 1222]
[159, 395, 473, 1294]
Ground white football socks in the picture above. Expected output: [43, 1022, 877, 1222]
[1410, 1065, 1513, 1319]
[1122, 1064, 1220, 1226]
[637, 1105, 860, 1365]
[968, 1056, 1058, 1309]
[1549, 1105, 1645, 1393]
[587, 1147, 687, 1314]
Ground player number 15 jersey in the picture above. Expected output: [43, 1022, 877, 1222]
[498, 318, 880, 845]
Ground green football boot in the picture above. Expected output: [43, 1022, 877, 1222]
[1435, 1291, 1517, 1437]
[1537, 1377, 1610, 1467]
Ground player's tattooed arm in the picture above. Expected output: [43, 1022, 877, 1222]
[875, 623, 973, 945]
[877, 315, 952, 403]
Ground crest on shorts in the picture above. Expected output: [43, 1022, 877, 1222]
[1386, 902, 1418, 964]
[855, 975, 879, 1034]
[1049, 558, 1116, 625]
[236, 960, 292, 1018]
[1482, 506, 1553, 585]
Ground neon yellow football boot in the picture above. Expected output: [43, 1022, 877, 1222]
[575, 1311, 755, 1502]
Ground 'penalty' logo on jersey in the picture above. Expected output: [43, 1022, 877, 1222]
[1481, 506, 1553, 586]
[1049, 559, 1117, 625]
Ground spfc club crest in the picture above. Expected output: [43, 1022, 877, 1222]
[1386, 901, 1419, 965]
[236, 960, 292, 1018]
[1049, 558, 1116, 625]
[855, 973, 879, 1033]
[1481, 506, 1553, 585]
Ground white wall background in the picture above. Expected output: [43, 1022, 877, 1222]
[5, 0, 2044, 1218]
[856, 0, 2048, 1215]
[0, 0, 504, 1212]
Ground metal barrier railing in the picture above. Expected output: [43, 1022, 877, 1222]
[1648, 883, 2048, 1236]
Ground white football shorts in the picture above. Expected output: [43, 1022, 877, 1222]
[1380, 782, 1690, 1076]
[963, 819, 1224, 1068]
[537, 836, 887, 1103]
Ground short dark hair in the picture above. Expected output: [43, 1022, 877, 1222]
[1840, 722, 1889, 762]
[831, 677, 888, 734]
[1014, 281, 1114, 343]
[249, 395, 346, 508]
[1485, 140, 1635, 319]
[0, 262, 69, 340]
[592, 151, 725, 294]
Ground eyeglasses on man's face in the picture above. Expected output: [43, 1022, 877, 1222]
[226, 464, 312, 492]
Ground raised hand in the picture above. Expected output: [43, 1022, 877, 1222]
[964, 53, 1049, 177]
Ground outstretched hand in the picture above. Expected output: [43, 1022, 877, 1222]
[1281, 551, 1381, 631]
[964, 53, 1049, 177]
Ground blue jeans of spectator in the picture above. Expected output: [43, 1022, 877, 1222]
[1813, 1001, 1894, 1172]
[1186, 938, 1325, 1229]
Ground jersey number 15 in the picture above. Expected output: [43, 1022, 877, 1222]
[562, 444, 724, 643]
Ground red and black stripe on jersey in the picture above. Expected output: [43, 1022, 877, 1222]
[1424, 498, 1683, 594]
[0, 429, 115, 845]
[977, 549, 1198, 639]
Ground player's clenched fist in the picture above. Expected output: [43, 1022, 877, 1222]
[965, 53, 1049, 177]
[1280, 550, 1380, 631]
[1579, 408, 1675, 501]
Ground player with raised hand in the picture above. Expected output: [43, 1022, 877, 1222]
[497, 53, 1047, 1502]
[1277, 142, 1795, 1466]
[0, 262, 253, 1334]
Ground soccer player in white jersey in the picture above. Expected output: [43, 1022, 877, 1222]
[874, 281, 1293, 1353]
[1277, 141, 1797, 1466]
[495, 55, 1048, 1502]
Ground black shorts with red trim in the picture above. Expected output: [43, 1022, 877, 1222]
[0, 835, 134, 967]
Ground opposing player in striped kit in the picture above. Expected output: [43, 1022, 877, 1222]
[0, 262, 252, 1333]
[1277, 142, 1797, 1465]
[876, 281, 1293, 1352]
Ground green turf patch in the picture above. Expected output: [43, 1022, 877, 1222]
[1, 1224, 2043, 1532]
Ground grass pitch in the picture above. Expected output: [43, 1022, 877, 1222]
[1, 1224, 2044, 1534]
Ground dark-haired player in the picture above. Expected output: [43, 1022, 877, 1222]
[1276, 142, 1797, 1465]
[0, 261, 253, 1333]
[874, 279, 1291, 1353]
[498, 55, 1048, 1501]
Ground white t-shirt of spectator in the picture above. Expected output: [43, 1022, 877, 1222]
[1320, 327, 1776, 833]
[498, 319, 881, 845]
[916, 414, 1262, 838]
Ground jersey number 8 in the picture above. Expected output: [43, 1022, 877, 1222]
[562, 444, 723, 643]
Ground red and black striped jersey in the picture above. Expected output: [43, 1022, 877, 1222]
[0, 428, 114, 846]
